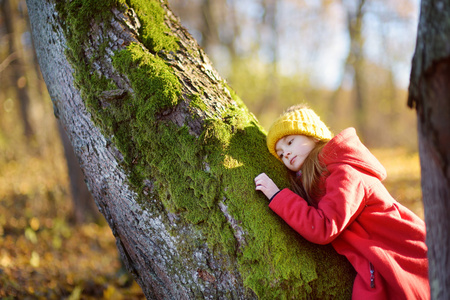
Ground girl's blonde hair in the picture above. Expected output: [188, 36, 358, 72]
[289, 140, 329, 206]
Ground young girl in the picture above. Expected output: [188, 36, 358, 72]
[254, 104, 430, 299]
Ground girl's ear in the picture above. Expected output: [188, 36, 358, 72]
[313, 138, 320, 143]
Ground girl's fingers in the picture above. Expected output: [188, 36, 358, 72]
[255, 181, 266, 190]
[255, 173, 279, 199]
[254, 173, 267, 180]
[254, 173, 268, 184]
[255, 173, 280, 200]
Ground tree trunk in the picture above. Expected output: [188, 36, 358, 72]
[408, 1, 450, 299]
[57, 122, 100, 224]
[26, 0, 355, 298]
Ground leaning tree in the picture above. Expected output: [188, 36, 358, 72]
[26, 0, 355, 298]
[408, 0, 450, 299]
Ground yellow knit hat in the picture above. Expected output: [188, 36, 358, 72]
[266, 106, 332, 160]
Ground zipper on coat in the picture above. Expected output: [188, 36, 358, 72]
[369, 262, 375, 288]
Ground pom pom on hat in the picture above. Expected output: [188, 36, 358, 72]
[266, 106, 332, 160]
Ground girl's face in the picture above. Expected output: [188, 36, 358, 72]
[275, 135, 317, 172]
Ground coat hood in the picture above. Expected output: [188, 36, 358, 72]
[320, 128, 387, 180]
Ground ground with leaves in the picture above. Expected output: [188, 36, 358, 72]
[0, 97, 422, 299]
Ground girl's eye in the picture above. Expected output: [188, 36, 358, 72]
[288, 138, 293, 145]
[279, 153, 284, 159]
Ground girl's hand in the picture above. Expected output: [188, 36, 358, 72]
[254, 173, 280, 200]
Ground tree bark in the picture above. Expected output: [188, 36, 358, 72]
[26, 0, 355, 298]
[408, 1, 450, 299]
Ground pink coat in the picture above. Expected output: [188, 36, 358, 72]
[269, 128, 429, 299]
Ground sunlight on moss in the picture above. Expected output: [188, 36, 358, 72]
[223, 155, 243, 169]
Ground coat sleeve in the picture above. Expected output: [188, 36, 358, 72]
[269, 164, 366, 245]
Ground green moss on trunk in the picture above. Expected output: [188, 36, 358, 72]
[53, 0, 354, 298]
[127, 0, 179, 52]
[113, 43, 181, 119]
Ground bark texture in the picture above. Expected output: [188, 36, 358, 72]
[408, 1, 450, 299]
[26, 0, 355, 298]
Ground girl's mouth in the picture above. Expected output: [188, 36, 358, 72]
[290, 156, 297, 165]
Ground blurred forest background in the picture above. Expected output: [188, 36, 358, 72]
[0, 0, 423, 298]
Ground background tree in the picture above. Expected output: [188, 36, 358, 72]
[329, 0, 367, 137]
[0, 0, 34, 140]
[58, 123, 100, 224]
[26, 0, 355, 298]
[408, 0, 450, 299]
